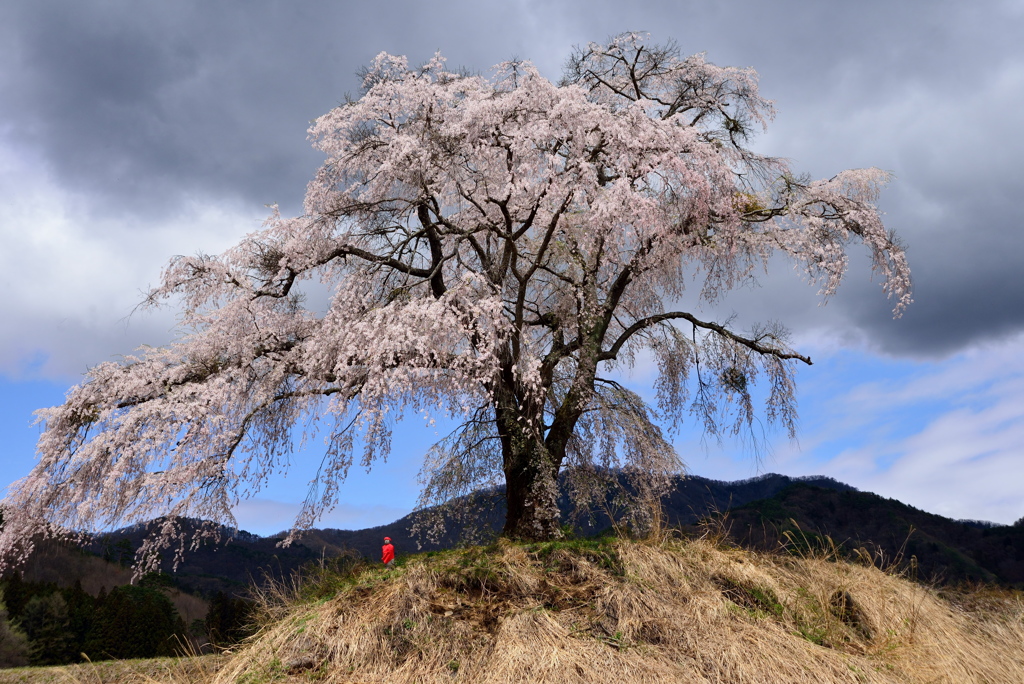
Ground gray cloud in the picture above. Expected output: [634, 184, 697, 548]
[1, 0, 1021, 373]
[2, 2, 343, 217]
[0, 0, 574, 217]
[844, 186, 1024, 356]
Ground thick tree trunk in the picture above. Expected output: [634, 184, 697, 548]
[494, 382, 562, 541]
[502, 438, 561, 540]
[493, 328, 603, 540]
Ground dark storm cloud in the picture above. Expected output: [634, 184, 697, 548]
[1, 2, 350, 216]
[647, 0, 1024, 357]
[843, 183, 1024, 356]
[0, 0, 548, 217]
[1, 0, 1021, 362]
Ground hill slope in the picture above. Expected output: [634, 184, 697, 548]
[214, 536, 1024, 683]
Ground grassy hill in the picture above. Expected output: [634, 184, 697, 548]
[4, 530, 1023, 682]
[0, 655, 227, 683]
[211, 533, 1024, 683]
[6, 473, 1024, 681]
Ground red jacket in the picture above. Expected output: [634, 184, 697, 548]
[382, 542, 395, 564]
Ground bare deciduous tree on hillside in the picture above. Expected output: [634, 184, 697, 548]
[0, 34, 910, 569]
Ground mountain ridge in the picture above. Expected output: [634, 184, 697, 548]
[62, 472, 1021, 596]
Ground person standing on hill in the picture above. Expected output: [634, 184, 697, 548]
[382, 537, 395, 567]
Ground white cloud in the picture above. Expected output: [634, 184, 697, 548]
[764, 335, 1024, 524]
[0, 134, 265, 378]
[660, 333, 1024, 525]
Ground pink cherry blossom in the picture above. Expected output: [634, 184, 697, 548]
[0, 34, 910, 571]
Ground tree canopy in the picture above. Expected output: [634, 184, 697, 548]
[0, 34, 910, 568]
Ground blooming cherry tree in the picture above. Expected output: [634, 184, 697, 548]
[0, 35, 910, 568]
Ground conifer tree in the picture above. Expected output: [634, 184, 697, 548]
[84, 585, 185, 660]
[0, 592, 28, 668]
[21, 593, 72, 666]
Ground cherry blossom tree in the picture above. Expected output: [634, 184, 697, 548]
[0, 34, 910, 568]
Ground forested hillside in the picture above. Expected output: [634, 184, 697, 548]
[722, 482, 1024, 585]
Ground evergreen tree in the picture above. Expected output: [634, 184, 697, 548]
[114, 539, 134, 568]
[0, 592, 28, 668]
[100, 536, 113, 563]
[21, 593, 72, 666]
[83, 584, 186, 660]
[61, 580, 94, 663]
[0, 574, 26, 621]
[138, 571, 174, 589]
[205, 591, 254, 648]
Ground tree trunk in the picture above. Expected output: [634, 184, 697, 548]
[494, 331, 601, 540]
[502, 438, 561, 540]
[494, 384, 562, 541]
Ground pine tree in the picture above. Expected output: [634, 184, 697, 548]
[83, 585, 185, 660]
[0, 592, 28, 668]
[62, 580, 94, 663]
[0, 574, 26, 621]
[21, 593, 72, 666]
[205, 591, 254, 648]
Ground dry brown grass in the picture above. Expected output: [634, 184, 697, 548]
[205, 533, 1024, 683]
[7, 535, 1020, 683]
[0, 654, 227, 683]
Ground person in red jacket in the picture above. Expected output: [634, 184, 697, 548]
[382, 537, 395, 567]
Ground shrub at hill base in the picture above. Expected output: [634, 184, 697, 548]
[83, 584, 187, 660]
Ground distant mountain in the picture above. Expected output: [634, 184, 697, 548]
[5, 538, 209, 629]
[83, 473, 855, 596]
[291, 473, 856, 563]
[81, 523, 332, 597]
[37, 473, 1020, 597]
[721, 482, 1024, 586]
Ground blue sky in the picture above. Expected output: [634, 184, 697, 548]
[1, 0, 1022, 535]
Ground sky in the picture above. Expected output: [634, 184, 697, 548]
[1, 0, 1022, 535]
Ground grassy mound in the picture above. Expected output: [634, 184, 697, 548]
[210, 532, 1024, 683]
